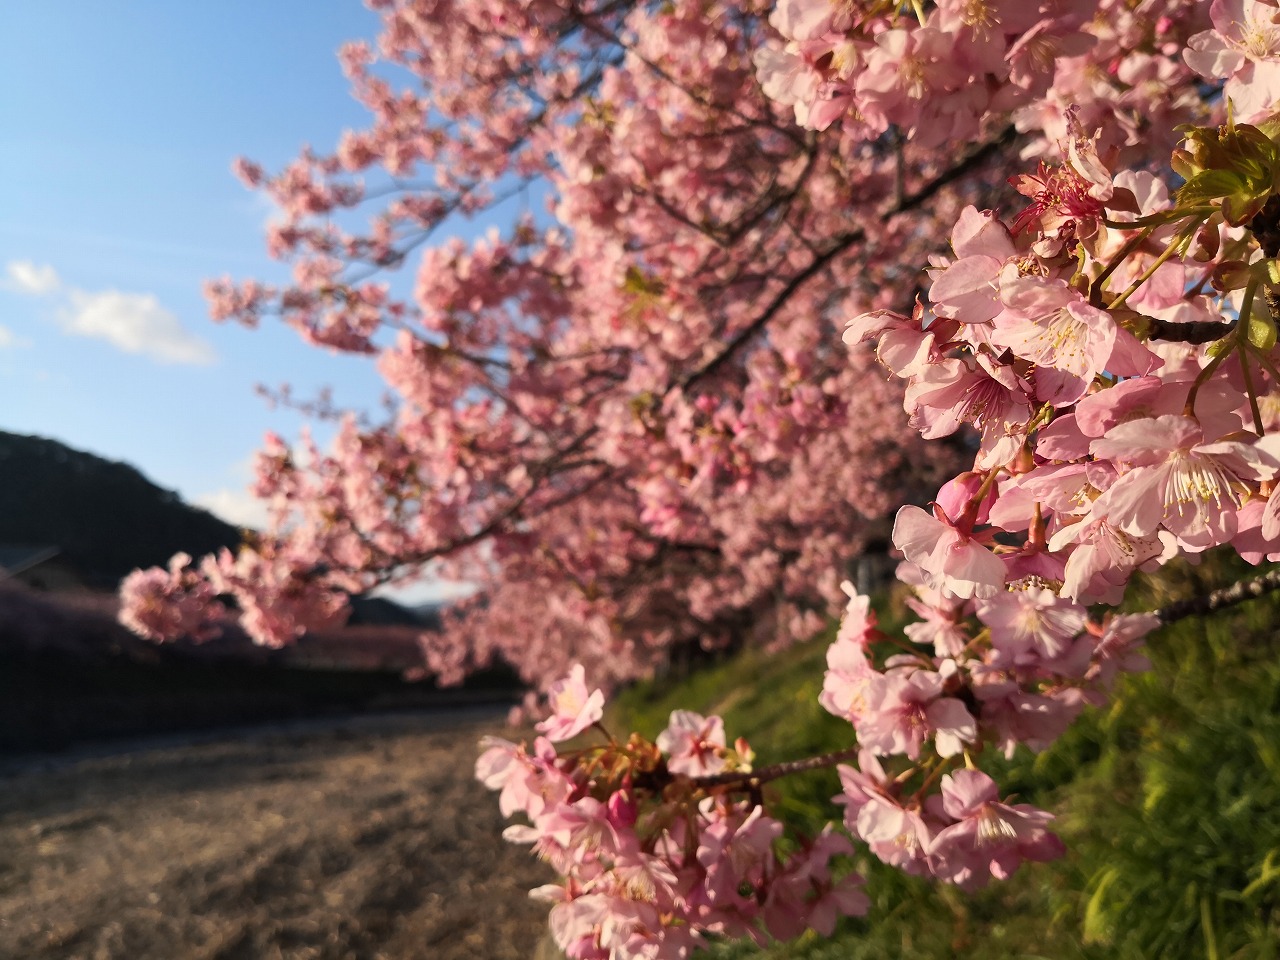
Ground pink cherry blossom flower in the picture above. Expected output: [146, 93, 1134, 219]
[838, 758, 937, 874]
[1052, 516, 1169, 604]
[971, 668, 1082, 757]
[844, 300, 946, 379]
[904, 595, 972, 658]
[929, 205, 1019, 325]
[820, 582, 884, 721]
[991, 276, 1154, 405]
[538, 664, 606, 742]
[696, 802, 782, 911]
[761, 827, 866, 939]
[855, 668, 977, 760]
[892, 505, 1007, 600]
[1185, 0, 1280, 120]
[535, 797, 623, 860]
[1091, 415, 1280, 548]
[976, 587, 1088, 661]
[856, 27, 965, 133]
[819, 632, 879, 723]
[657, 710, 728, 777]
[768, 0, 845, 42]
[927, 769, 1065, 889]
[476, 735, 574, 820]
[903, 353, 1034, 468]
[1085, 612, 1158, 692]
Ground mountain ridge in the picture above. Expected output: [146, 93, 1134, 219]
[0, 430, 243, 589]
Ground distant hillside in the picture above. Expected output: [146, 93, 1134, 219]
[0, 431, 243, 589]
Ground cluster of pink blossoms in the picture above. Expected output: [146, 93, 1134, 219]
[118, 1, 1280, 951]
[122, 0, 1227, 698]
[479, 667, 869, 959]
[850, 112, 1280, 606]
[484, 580, 1153, 955]
[822, 582, 1151, 887]
[489, 43, 1280, 950]
[754, 0, 1206, 153]
[119, 552, 225, 644]
[821, 102, 1280, 902]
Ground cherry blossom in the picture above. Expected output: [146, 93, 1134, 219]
[538, 664, 606, 743]
[656, 711, 728, 777]
[1185, 0, 1280, 120]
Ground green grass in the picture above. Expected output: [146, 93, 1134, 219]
[610, 554, 1280, 959]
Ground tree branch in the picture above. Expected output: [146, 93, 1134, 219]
[677, 124, 1018, 393]
[1146, 316, 1237, 344]
[692, 746, 861, 789]
[1156, 566, 1280, 623]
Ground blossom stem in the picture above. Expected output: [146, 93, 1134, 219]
[1101, 206, 1210, 230]
[1240, 346, 1265, 435]
[1107, 221, 1198, 311]
[1236, 278, 1265, 434]
[594, 720, 618, 746]
[958, 468, 1002, 531]
[1090, 224, 1155, 306]
[1028, 502, 1047, 550]
[691, 746, 862, 789]
[1185, 348, 1230, 416]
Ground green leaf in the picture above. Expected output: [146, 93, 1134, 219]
[1176, 169, 1246, 207]
[1083, 867, 1120, 944]
[1240, 849, 1280, 899]
[1248, 311, 1277, 352]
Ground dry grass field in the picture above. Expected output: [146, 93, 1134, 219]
[0, 710, 551, 960]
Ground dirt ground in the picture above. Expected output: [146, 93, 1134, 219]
[0, 710, 554, 960]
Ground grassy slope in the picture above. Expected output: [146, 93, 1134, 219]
[610, 555, 1280, 959]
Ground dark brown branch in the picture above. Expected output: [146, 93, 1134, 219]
[678, 229, 867, 392]
[692, 746, 861, 789]
[678, 124, 1018, 393]
[1156, 566, 1280, 623]
[1147, 316, 1238, 344]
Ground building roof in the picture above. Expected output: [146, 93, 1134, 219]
[0, 545, 62, 577]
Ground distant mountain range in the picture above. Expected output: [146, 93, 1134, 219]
[0, 431, 241, 590]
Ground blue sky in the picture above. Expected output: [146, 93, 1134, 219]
[0, 2, 474, 601]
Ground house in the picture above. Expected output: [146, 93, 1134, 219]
[0, 545, 85, 591]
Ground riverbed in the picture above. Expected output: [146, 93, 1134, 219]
[0, 710, 552, 959]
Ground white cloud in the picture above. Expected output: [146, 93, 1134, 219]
[0, 324, 29, 349]
[195, 488, 271, 532]
[60, 288, 216, 365]
[3, 260, 61, 296]
[374, 578, 477, 608]
[3, 258, 216, 365]
[194, 487, 272, 531]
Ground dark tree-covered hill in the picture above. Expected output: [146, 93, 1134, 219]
[0, 431, 243, 589]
